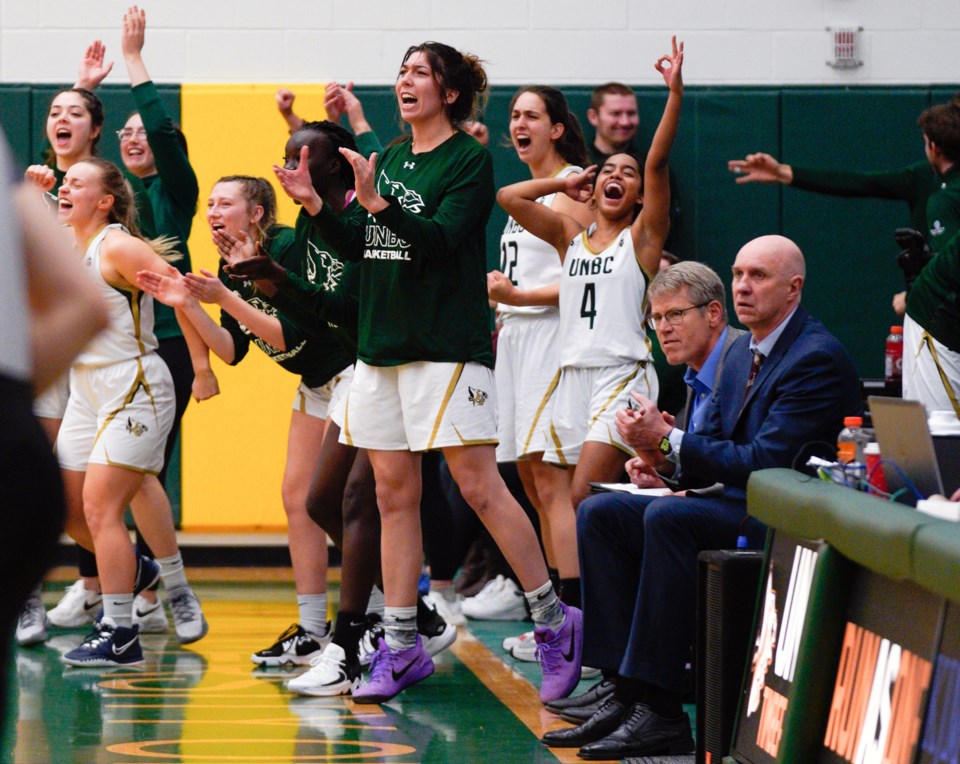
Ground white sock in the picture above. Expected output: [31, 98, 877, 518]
[157, 552, 188, 592]
[297, 594, 329, 637]
[383, 606, 418, 651]
[366, 585, 385, 618]
[103, 593, 134, 628]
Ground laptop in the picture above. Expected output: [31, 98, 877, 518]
[868, 397, 945, 505]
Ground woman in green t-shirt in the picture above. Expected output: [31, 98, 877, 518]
[277, 41, 581, 706]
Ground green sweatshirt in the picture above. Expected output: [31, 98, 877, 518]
[311, 130, 495, 368]
[217, 224, 352, 387]
[790, 161, 939, 234]
[906, 165, 960, 350]
[131, 80, 199, 340]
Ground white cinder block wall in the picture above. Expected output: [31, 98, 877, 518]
[1, 0, 958, 85]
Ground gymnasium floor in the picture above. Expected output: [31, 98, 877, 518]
[3, 571, 608, 764]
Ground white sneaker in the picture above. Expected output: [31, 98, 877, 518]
[503, 629, 538, 661]
[251, 623, 329, 667]
[461, 575, 528, 621]
[46, 580, 101, 628]
[167, 587, 208, 645]
[287, 642, 361, 697]
[358, 618, 384, 668]
[424, 589, 466, 626]
[133, 594, 169, 634]
[16, 592, 47, 647]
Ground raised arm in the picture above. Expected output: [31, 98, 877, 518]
[633, 36, 683, 274]
[496, 168, 595, 261]
[277, 88, 306, 133]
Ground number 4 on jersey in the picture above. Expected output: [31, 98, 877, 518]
[581, 282, 596, 329]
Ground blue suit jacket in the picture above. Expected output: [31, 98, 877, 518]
[678, 306, 862, 500]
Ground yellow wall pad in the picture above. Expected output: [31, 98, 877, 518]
[179, 84, 328, 529]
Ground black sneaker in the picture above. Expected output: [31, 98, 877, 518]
[251, 623, 330, 667]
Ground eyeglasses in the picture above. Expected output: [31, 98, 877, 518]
[647, 301, 710, 330]
[116, 127, 147, 141]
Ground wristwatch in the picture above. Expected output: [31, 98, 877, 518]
[658, 431, 673, 457]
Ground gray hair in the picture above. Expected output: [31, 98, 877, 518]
[649, 260, 727, 322]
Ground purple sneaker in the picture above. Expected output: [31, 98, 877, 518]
[352, 634, 435, 705]
[535, 602, 583, 703]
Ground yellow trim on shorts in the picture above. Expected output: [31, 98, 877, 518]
[521, 369, 561, 457]
[342, 396, 354, 446]
[549, 422, 568, 467]
[450, 425, 499, 448]
[589, 361, 645, 429]
[427, 363, 465, 450]
[90, 360, 152, 452]
[298, 390, 307, 413]
[101, 449, 161, 476]
[921, 330, 960, 418]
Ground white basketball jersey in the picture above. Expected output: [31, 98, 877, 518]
[559, 226, 652, 368]
[498, 165, 581, 318]
[76, 224, 157, 367]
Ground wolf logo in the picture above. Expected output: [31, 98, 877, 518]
[379, 170, 425, 213]
[468, 386, 488, 407]
[126, 417, 149, 436]
[308, 243, 343, 292]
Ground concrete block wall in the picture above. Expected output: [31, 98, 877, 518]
[1, 0, 958, 86]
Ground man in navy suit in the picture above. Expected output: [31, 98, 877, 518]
[542, 235, 861, 759]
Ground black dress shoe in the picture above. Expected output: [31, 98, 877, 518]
[559, 697, 608, 724]
[545, 677, 614, 713]
[541, 697, 629, 748]
[576, 702, 694, 760]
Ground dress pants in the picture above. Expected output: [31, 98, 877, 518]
[577, 491, 766, 691]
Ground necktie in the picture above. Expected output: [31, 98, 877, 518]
[744, 350, 764, 401]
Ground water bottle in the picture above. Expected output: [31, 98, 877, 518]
[885, 326, 903, 383]
[864, 441, 888, 495]
[837, 416, 866, 464]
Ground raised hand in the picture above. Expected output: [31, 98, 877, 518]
[136, 268, 193, 309]
[76, 40, 113, 90]
[655, 35, 684, 92]
[339, 148, 385, 212]
[323, 81, 349, 124]
[213, 228, 257, 269]
[24, 165, 56, 193]
[276, 88, 296, 117]
[184, 270, 231, 304]
[273, 145, 322, 211]
[463, 120, 490, 147]
[727, 152, 788, 184]
[121, 6, 146, 59]
[562, 165, 597, 202]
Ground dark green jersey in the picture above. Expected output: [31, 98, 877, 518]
[906, 166, 960, 350]
[791, 161, 939, 233]
[312, 130, 495, 368]
[132, 80, 200, 340]
[217, 224, 352, 387]
[271, 204, 364, 359]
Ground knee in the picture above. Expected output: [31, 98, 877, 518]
[341, 477, 378, 529]
[82, 500, 111, 538]
[571, 482, 591, 512]
[281, 482, 307, 521]
[575, 493, 609, 537]
[455, 476, 493, 516]
[305, 483, 338, 531]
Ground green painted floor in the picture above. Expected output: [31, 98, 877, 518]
[3, 580, 609, 763]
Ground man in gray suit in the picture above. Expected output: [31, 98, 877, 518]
[543, 259, 743, 730]
[627, 260, 745, 489]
